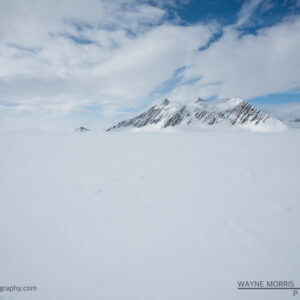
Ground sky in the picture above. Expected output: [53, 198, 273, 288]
[1, 0, 300, 130]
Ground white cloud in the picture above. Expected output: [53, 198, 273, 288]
[0, 0, 215, 120]
[91, 24, 214, 98]
[166, 16, 300, 102]
[236, 0, 264, 27]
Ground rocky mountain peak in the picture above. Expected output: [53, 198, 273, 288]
[106, 97, 286, 132]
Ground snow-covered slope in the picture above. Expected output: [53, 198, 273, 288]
[0, 130, 300, 300]
[107, 98, 286, 132]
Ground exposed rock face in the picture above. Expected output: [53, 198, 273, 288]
[106, 98, 286, 132]
[73, 126, 90, 132]
[291, 118, 300, 122]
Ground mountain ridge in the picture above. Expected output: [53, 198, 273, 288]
[107, 97, 286, 132]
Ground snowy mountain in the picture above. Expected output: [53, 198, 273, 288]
[291, 117, 300, 122]
[106, 97, 286, 132]
[73, 126, 90, 132]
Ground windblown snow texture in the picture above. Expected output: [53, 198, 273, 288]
[107, 98, 285, 131]
[1, 130, 299, 300]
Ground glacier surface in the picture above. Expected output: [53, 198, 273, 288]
[0, 129, 300, 300]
